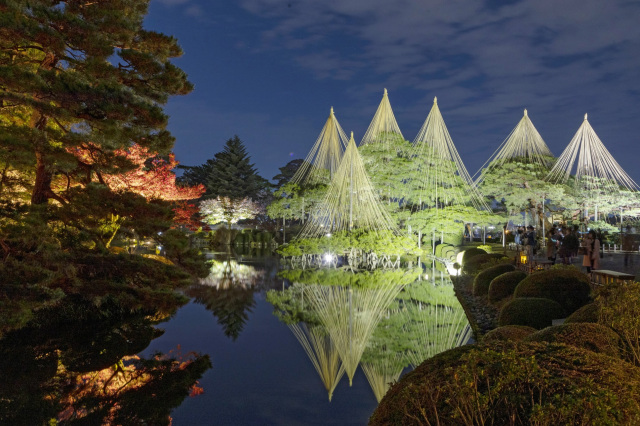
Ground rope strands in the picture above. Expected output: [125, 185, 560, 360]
[291, 107, 349, 186]
[411, 97, 490, 212]
[288, 323, 345, 401]
[546, 113, 640, 193]
[298, 133, 399, 238]
[360, 88, 404, 149]
[361, 352, 405, 403]
[402, 302, 469, 369]
[474, 109, 554, 185]
[304, 283, 403, 386]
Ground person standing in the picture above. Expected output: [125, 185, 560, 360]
[582, 230, 600, 273]
[546, 227, 557, 264]
[622, 226, 635, 267]
[524, 225, 536, 262]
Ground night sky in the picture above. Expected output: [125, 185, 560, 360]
[144, 0, 640, 185]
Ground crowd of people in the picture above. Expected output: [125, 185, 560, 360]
[514, 224, 604, 273]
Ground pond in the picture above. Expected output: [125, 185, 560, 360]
[144, 255, 470, 425]
[0, 255, 470, 425]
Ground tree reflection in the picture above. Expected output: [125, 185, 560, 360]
[268, 267, 470, 403]
[187, 257, 264, 340]
[0, 296, 210, 425]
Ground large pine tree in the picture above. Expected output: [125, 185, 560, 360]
[0, 0, 192, 205]
[182, 136, 269, 200]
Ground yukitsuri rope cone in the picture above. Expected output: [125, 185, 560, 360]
[474, 109, 554, 185]
[304, 283, 403, 386]
[290, 107, 349, 186]
[359, 88, 404, 149]
[288, 323, 345, 401]
[546, 113, 639, 192]
[298, 133, 399, 238]
[410, 97, 489, 212]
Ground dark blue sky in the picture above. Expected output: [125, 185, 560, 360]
[145, 0, 640, 184]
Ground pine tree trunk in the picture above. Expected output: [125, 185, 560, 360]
[31, 149, 53, 205]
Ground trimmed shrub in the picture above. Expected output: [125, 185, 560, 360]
[462, 247, 486, 263]
[488, 270, 528, 303]
[498, 297, 565, 330]
[514, 269, 591, 314]
[463, 253, 509, 275]
[525, 323, 623, 358]
[371, 341, 640, 426]
[482, 325, 536, 343]
[473, 264, 516, 296]
[565, 302, 599, 324]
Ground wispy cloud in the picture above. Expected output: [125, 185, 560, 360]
[237, 0, 640, 176]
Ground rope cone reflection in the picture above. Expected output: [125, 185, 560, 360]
[288, 323, 345, 401]
[304, 283, 403, 386]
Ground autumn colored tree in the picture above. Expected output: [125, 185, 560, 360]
[1, 1, 193, 205]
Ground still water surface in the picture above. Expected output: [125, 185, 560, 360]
[143, 256, 469, 425]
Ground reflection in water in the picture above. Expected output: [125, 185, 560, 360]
[188, 257, 264, 340]
[0, 297, 210, 425]
[305, 283, 404, 387]
[269, 266, 470, 404]
[289, 323, 345, 401]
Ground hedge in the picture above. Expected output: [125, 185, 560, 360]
[488, 270, 528, 303]
[371, 341, 640, 425]
[514, 269, 591, 314]
[525, 323, 622, 358]
[462, 253, 509, 275]
[564, 302, 599, 324]
[498, 297, 566, 330]
[473, 264, 516, 296]
[461, 247, 487, 263]
[482, 325, 536, 343]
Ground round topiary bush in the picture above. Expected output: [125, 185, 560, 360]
[513, 269, 591, 314]
[473, 264, 516, 296]
[482, 325, 536, 342]
[462, 247, 487, 263]
[488, 270, 528, 303]
[564, 302, 599, 324]
[498, 297, 566, 329]
[463, 253, 509, 275]
[371, 341, 640, 426]
[525, 323, 622, 358]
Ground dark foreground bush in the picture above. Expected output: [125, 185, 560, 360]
[371, 341, 640, 426]
[564, 302, 599, 324]
[488, 270, 527, 303]
[514, 269, 591, 314]
[463, 253, 509, 275]
[473, 264, 516, 296]
[482, 325, 536, 342]
[498, 297, 565, 330]
[525, 323, 623, 358]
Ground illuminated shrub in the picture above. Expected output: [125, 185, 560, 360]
[482, 325, 536, 342]
[564, 303, 599, 324]
[498, 298, 565, 330]
[462, 247, 486, 263]
[371, 341, 640, 426]
[463, 253, 509, 275]
[525, 323, 622, 358]
[514, 270, 591, 314]
[473, 264, 516, 296]
[488, 270, 527, 303]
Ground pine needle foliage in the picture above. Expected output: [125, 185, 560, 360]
[291, 108, 348, 186]
[299, 134, 399, 238]
[474, 109, 554, 185]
